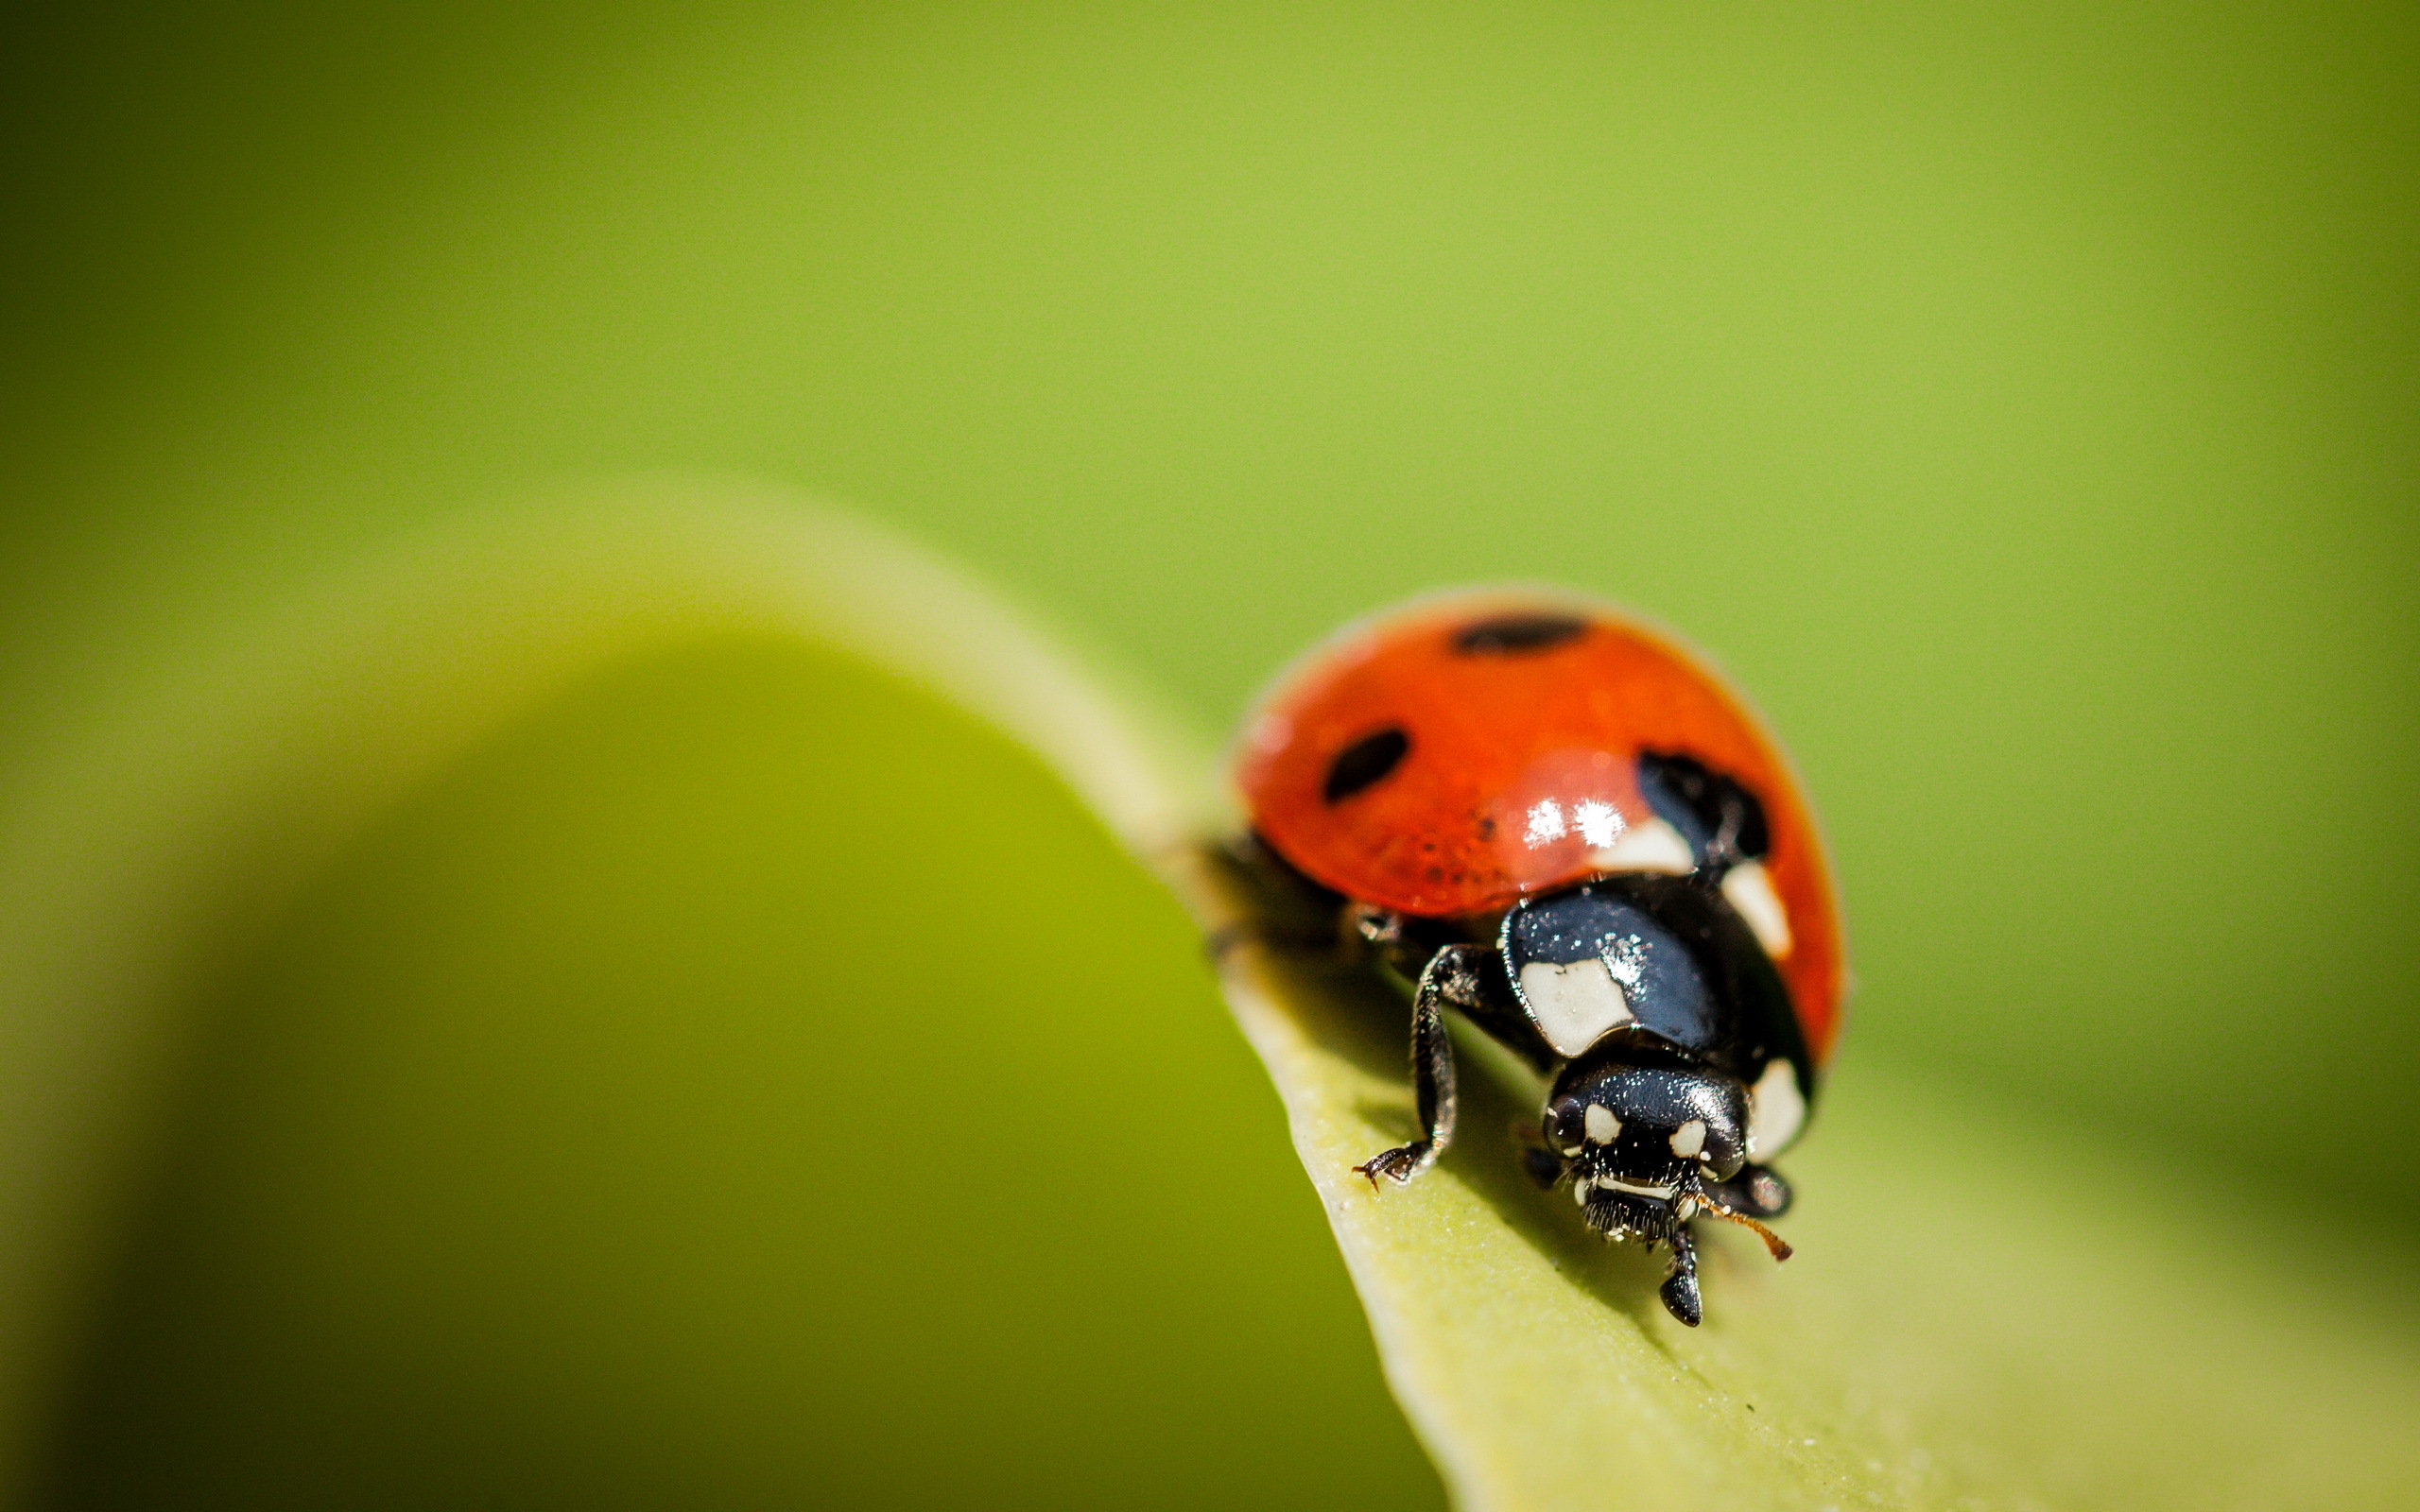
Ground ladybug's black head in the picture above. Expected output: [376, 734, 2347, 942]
[1543, 1061, 1747, 1244]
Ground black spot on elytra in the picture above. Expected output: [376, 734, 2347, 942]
[1452, 613, 1587, 655]
[1323, 727, 1410, 803]
[1635, 750, 1771, 865]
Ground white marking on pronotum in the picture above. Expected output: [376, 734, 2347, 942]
[1518, 957, 1635, 1059]
[1525, 799, 1567, 846]
[1601, 1177, 1679, 1200]
[1746, 1059, 1806, 1159]
[1583, 1104, 1621, 1144]
[1571, 798, 1623, 849]
[1585, 816, 1694, 875]
[1668, 1118, 1707, 1158]
[1721, 859, 1794, 958]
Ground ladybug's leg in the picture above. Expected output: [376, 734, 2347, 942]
[1352, 944, 1488, 1187]
[1705, 1163, 1791, 1220]
[1202, 837, 1352, 963]
[1512, 1122, 1566, 1189]
[1659, 1223, 1705, 1327]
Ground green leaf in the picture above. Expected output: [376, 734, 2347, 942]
[4, 492, 2414, 1508]
[1186, 901, 2420, 1508]
[0, 490, 1433, 1506]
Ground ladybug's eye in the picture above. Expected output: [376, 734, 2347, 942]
[1543, 1097, 1590, 1156]
[1323, 727, 1410, 802]
[1673, 1118, 1747, 1183]
[1543, 1094, 1625, 1159]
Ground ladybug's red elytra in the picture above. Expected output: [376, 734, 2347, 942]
[1232, 592, 1844, 1326]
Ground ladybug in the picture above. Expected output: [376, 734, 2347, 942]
[1232, 592, 1844, 1326]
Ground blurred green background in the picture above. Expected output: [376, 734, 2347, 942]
[2, 0, 2415, 1503]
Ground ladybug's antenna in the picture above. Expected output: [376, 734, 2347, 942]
[1691, 1194, 1793, 1263]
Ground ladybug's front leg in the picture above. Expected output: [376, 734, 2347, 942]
[1704, 1162, 1791, 1220]
[1353, 944, 1486, 1187]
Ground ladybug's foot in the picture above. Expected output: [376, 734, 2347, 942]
[1352, 1143, 1437, 1188]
